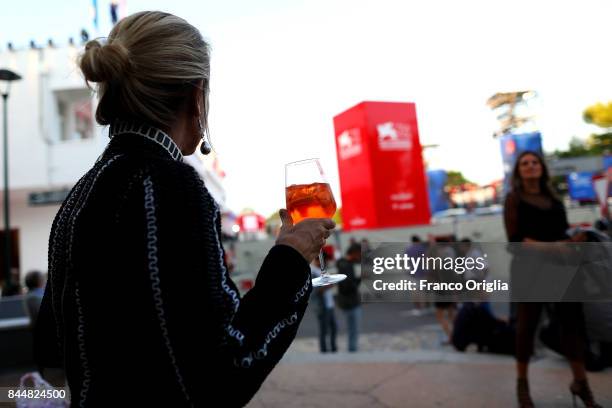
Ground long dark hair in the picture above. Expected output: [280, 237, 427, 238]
[511, 150, 558, 199]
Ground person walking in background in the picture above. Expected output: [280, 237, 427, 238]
[426, 236, 458, 345]
[360, 238, 373, 265]
[337, 243, 362, 352]
[23, 270, 45, 327]
[405, 235, 429, 315]
[458, 238, 491, 309]
[458, 238, 488, 282]
[311, 254, 337, 353]
[504, 150, 600, 408]
[34, 11, 335, 407]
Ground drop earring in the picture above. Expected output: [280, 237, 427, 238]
[198, 118, 212, 155]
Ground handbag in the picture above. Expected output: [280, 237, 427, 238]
[14, 372, 69, 408]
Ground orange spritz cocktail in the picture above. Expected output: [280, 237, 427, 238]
[285, 182, 336, 224]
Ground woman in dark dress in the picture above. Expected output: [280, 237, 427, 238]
[34, 11, 335, 407]
[504, 151, 600, 408]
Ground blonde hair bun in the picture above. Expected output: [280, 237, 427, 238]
[77, 11, 210, 129]
[80, 40, 131, 84]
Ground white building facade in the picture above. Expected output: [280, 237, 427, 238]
[0, 45, 226, 282]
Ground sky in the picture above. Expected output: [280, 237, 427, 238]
[2, 0, 612, 216]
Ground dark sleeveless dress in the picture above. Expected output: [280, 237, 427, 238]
[504, 191, 584, 363]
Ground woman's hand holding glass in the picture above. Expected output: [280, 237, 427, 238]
[276, 209, 335, 263]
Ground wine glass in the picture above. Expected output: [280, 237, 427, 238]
[285, 158, 346, 287]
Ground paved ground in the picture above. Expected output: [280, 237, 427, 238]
[251, 302, 612, 408]
[296, 303, 441, 338]
[292, 324, 444, 353]
[247, 350, 612, 408]
[3, 349, 611, 408]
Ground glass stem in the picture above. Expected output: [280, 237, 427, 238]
[319, 250, 326, 274]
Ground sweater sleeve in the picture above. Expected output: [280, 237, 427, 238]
[34, 208, 65, 374]
[138, 161, 311, 407]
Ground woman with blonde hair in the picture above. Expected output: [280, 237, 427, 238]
[34, 11, 334, 407]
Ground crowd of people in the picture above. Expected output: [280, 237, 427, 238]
[305, 150, 611, 408]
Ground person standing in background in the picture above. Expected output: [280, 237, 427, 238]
[360, 238, 373, 265]
[405, 235, 429, 315]
[336, 243, 362, 352]
[504, 150, 600, 408]
[426, 236, 458, 345]
[311, 254, 337, 353]
[24, 270, 46, 327]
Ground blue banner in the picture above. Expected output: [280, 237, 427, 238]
[567, 172, 596, 201]
[603, 155, 612, 171]
[500, 132, 543, 193]
[427, 169, 449, 213]
[92, 0, 98, 30]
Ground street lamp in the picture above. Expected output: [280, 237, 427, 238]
[0, 68, 22, 292]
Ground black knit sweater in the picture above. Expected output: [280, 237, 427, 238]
[34, 123, 312, 407]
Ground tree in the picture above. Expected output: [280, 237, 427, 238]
[266, 211, 280, 223]
[586, 132, 612, 153]
[332, 208, 342, 226]
[446, 171, 473, 187]
[553, 134, 612, 158]
[553, 102, 612, 158]
[584, 101, 612, 128]
[553, 136, 592, 158]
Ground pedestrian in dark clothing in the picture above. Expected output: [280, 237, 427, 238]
[24, 270, 45, 327]
[426, 237, 457, 345]
[33, 11, 335, 407]
[311, 254, 337, 353]
[405, 235, 429, 314]
[336, 243, 362, 352]
[504, 150, 600, 408]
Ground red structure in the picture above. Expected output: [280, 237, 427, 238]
[334, 101, 430, 231]
[236, 211, 266, 233]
